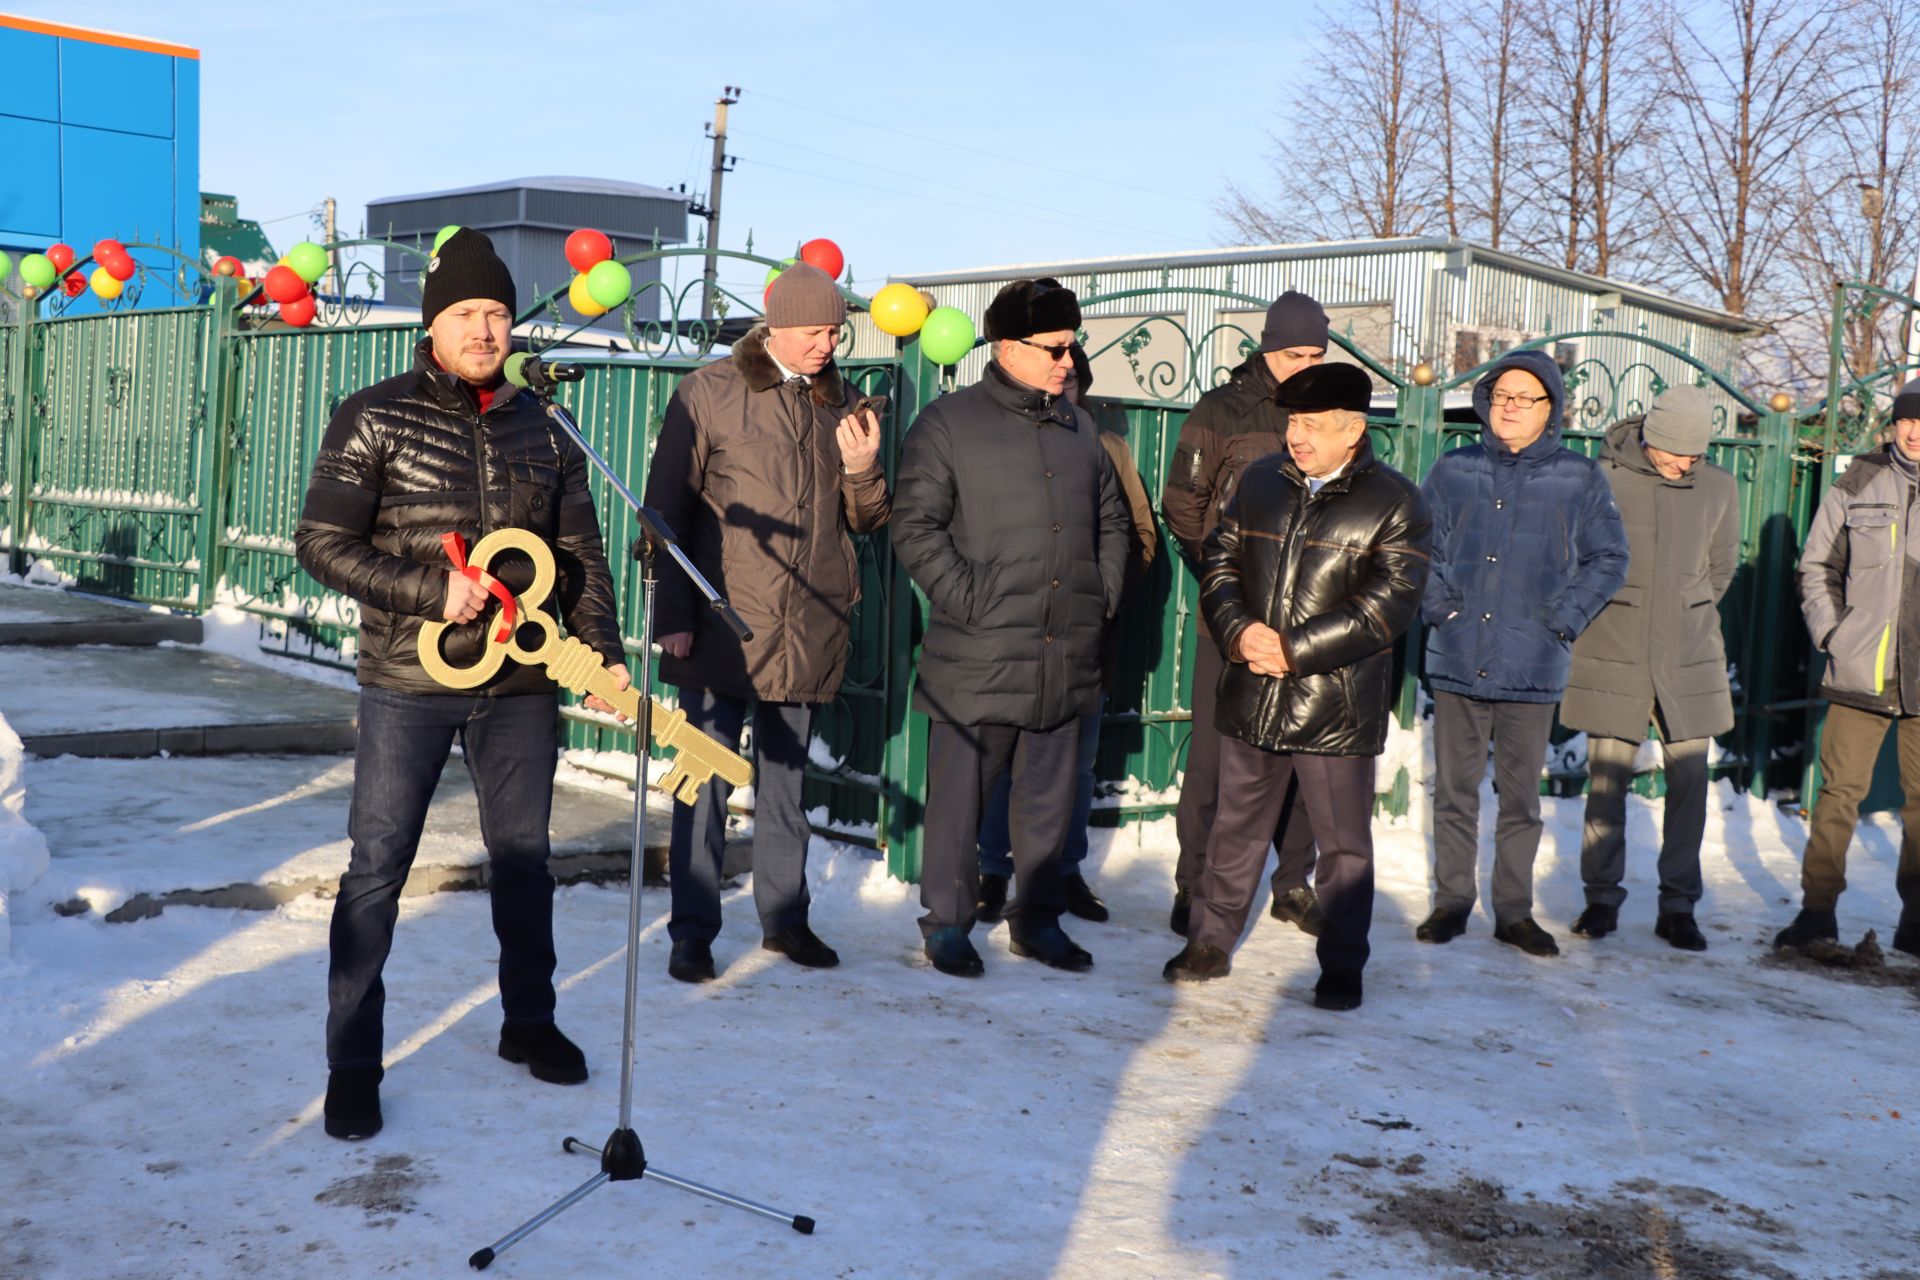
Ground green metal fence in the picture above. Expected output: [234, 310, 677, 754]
[0, 247, 1869, 883]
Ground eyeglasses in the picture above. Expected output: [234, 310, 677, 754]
[1489, 390, 1550, 409]
[1016, 338, 1076, 362]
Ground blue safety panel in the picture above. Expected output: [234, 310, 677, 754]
[0, 115, 62, 240]
[0, 28, 59, 121]
[60, 38, 173, 138]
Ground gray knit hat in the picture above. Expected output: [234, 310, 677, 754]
[764, 262, 846, 328]
[1893, 377, 1920, 423]
[1641, 385, 1713, 455]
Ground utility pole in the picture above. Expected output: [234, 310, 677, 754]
[691, 86, 740, 324]
[322, 195, 340, 297]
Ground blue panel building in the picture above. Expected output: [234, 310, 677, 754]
[0, 15, 200, 313]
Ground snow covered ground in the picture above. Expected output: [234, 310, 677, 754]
[4, 762, 1917, 1279]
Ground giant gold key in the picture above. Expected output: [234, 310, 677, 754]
[418, 527, 752, 802]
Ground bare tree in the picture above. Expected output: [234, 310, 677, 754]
[1648, 0, 1851, 322]
[1216, 0, 1442, 242]
[1447, 0, 1529, 250]
[1771, 0, 1920, 388]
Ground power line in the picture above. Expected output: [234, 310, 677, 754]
[732, 153, 1194, 250]
[728, 126, 1192, 245]
[745, 88, 1211, 207]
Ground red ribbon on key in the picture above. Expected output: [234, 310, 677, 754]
[441, 531, 519, 643]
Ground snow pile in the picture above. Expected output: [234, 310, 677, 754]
[0, 709, 50, 958]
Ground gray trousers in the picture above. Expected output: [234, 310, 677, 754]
[1430, 691, 1557, 925]
[1580, 728, 1709, 914]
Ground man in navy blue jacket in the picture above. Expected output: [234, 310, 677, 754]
[1417, 350, 1628, 957]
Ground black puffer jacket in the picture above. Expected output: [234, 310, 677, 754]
[1201, 437, 1431, 756]
[892, 362, 1130, 729]
[294, 339, 622, 696]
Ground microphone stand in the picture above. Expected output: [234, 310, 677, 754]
[469, 377, 813, 1271]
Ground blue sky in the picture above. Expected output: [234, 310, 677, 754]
[23, 1, 1313, 299]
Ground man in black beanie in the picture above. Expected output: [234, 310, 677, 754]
[893, 278, 1130, 977]
[296, 226, 628, 1139]
[1160, 290, 1332, 940]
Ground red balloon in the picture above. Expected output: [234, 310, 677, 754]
[93, 239, 126, 264]
[212, 255, 244, 278]
[100, 250, 136, 282]
[47, 243, 75, 272]
[798, 238, 844, 280]
[280, 292, 318, 327]
[61, 271, 85, 298]
[263, 264, 307, 304]
[565, 228, 613, 273]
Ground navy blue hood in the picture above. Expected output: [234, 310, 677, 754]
[1472, 349, 1567, 460]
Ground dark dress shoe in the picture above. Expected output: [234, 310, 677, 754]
[1654, 912, 1708, 952]
[1162, 941, 1231, 982]
[1415, 907, 1469, 943]
[974, 873, 1009, 925]
[924, 927, 984, 977]
[1494, 917, 1560, 957]
[1169, 889, 1192, 938]
[499, 1022, 588, 1085]
[324, 1065, 383, 1141]
[762, 923, 840, 968]
[668, 939, 717, 984]
[1894, 919, 1920, 959]
[1571, 904, 1618, 939]
[1313, 970, 1363, 1011]
[1061, 874, 1110, 923]
[1009, 923, 1093, 972]
[1269, 886, 1324, 936]
[1772, 907, 1838, 949]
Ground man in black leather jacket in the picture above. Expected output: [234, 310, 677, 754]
[1162, 364, 1430, 1011]
[294, 229, 626, 1139]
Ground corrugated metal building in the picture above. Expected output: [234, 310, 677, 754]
[366, 176, 689, 327]
[854, 238, 1761, 427]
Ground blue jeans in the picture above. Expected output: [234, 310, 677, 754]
[978, 702, 1103, 879]
[326, 686, 560, 1070]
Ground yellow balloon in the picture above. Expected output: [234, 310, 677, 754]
[569, 273, 608, 317]
[90, 267, 123, 300]
[870, 282, 929, 338]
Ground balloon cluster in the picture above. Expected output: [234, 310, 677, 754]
[869, 280, 975, 366]
[258, 241, 330, 327]
[555, 227, 632, 318]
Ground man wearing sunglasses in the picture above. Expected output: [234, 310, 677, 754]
[1417, 350, 1627, 958]
[1559, 386, 1736, 952]
[892, 278, 1130, 978]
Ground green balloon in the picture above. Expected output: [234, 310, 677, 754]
[432, 224, 462, 253]
[585, 258, 632, 309]
[918, 306, 977, 366]
[19, 252, 55, 290]
[286, 241, 330, 285]
[764, 256, 796, 287]
[0, 252, 12, 283]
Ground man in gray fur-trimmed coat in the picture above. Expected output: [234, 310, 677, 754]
[1559, 386, 1738, 952]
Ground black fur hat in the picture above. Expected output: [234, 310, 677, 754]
[984, 277, 1082, 341]
[1275, 362, 1373, 413]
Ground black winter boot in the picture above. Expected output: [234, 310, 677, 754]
[974, 873, 1009, 925]
[1772, 907, 1838, 949]
[1313, 970, 1364, 1011]
[1494, 917, 1560, 957]
[1894, 917, 1920, 960]
[668, 939, 717, 984]
[924, 927, 984, 978]
[324, 1066, 383, 1141]
[1655, 912, 1708, 952]
[1162, 941, 1232, 983]
[1415, 907, 1469, 944]
[762, 923, 840, 968]
[499, 1022, 588, 1085]
[1009, 923, 1093, 972]
[1061, 875, 1110, 923]
[1571, 904, 1618, 939]
[1269, 886, 1324, 937]
[1169, 889, 1192, 938]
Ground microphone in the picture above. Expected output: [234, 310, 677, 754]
[504, 352, 585, 395]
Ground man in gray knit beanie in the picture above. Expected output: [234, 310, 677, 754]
[638, 255, 890, 982]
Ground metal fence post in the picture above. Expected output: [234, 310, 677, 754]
[5, 295, 33, 577]
[194, 280, 239, 610]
